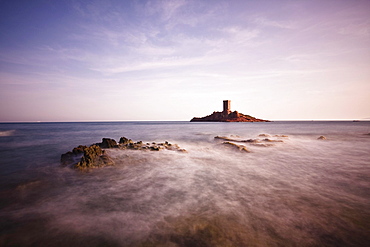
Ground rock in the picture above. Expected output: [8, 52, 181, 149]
[318, 136, 327, 140]
[99, 138, 118, 148]
[273, 135, 288, 138]
[150, 146, 162, 151]
[222, 142, 251, 153]
[74, 145, 114, 170]
[127, 142, 144, 150]
[259, 134, 271, 137]
[60, 151, 76, 166]
[72, 145, 88, 154]
[241, 139, 259, 143]
[98, 154, 114, 166]
[250, 143, 275, 147]
[61, 137, 188, 170]
[262, 138, 283, 142]
[119, 137, 133, 145]
[214, 136, 236, 141]
[61, 145, 88, 166]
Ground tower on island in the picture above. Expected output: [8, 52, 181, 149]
[190, 100, 269, 122]
[223, 100, 231, 114]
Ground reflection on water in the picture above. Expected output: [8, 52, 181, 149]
[0, 122, 369, 246]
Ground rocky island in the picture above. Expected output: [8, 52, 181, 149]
[191, 100, 270, 122]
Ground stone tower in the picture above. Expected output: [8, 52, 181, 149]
[223, 100, 231, 114]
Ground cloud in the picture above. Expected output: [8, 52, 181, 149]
[143, 0, 187, 21]
[252, 16, 296, 29]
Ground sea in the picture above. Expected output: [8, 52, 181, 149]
[0, 121, 369, 246]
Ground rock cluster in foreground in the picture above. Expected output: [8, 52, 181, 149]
[191, 111, 269, 122]
[61, 137, 186, 170]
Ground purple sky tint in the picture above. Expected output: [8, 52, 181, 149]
[1, 0, 369, 121]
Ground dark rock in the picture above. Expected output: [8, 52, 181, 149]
[61, 151, 76, 166]
[241, 139, 259, 143]
[74, 145, 114, 170]
[127, 142, 144, 150]
[97, 154, 114, 167]
[61, 145, 88, 166]
[99, 138, 118, 148]
[72, 145, 88, 154]
[150, 146, 161, 151]
[61, 136, 188, 170]
[119, 137, 133, 145]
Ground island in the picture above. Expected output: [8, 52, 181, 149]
[190, 100, 270, 122]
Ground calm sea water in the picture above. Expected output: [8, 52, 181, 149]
[0, 121, 369, 246]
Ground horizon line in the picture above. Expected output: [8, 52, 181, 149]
[1, 119, 369, 123]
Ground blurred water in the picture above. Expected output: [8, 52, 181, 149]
[0, 121, 369, 246]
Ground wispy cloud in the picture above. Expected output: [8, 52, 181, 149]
[252, 16, 296, 29]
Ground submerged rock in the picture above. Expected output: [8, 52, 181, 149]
[214, 134, 288, 151]
[262, 138, 284, 142]
[222, 142, 251, 153]
[317, 136, 327, 140]
[215, 136, 260, 143]
[241, 139, 260, 143]
[258, 134, 271, 137]
[250, 143, 275, 147]
[61, 152, 77, 166]
[214, 136, 236, 141]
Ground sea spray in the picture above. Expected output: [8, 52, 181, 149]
[0, 121, 369, 246]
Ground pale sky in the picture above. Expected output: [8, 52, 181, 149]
[1, 0, 369, 121]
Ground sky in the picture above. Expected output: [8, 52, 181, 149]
[0, 0, 369, 121]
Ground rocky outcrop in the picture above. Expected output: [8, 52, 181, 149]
[61, 144, 114, 170]
[75, 145, 114, 170]
[61, 137, 187, 170]
[98, 138, 118, 148]
[60, 145, 87, 166]
[214, 134, 288, 151]
[191, 111, 269, 122]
